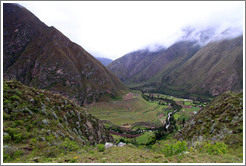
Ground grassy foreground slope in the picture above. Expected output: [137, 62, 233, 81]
[3, 80, 113, 162]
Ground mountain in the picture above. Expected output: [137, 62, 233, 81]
[108, 36, 243, 99]
[108, 48, 165, 84]
[159, 36, 243, 99]
[3, 80, 114, 161]
[174, 91, 243, 148]
[3, 3, 126, 106]
[95, 57, 113, 66]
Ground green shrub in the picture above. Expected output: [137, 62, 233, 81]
[42, 146, 59, 158]
[10, 95, 21, 101]
[136, 132, 156, 145]
[6, 127, 29, 143]
[3, 146, 23, 162]
[152, 140, 188, 157]
[97, 144, 105, 152]
[64, 104, 72, 110]
[3, 112, 11, 120]
[30, 138, 38, 146]
[199, 141, 227, 155]
[3, 135, 11, 142]
[13, 133, 24, 143]
[3, 99, 10, 105]
[60, 138, 79, 153]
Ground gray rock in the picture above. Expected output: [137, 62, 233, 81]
[73, 128, 79, 135]
[41, 137, 46, 141]
[41, 104, 47, 116]
[76, 122, 80, 129]
[52, 132, 59, 138]
[118, 142, 126, 147]
[59, 132, 65, 138]
[30, 98, 34, 103]
[46, 97, 50, 102]
[58, 123, 64, 129]
[63, 115, 68, 125]
[52, 112, 58, 120]
[77, 111, 81, 122]
[3, 132, 9, 136]
[42, 119, 49, 125]
[70, 110, 75, 116]
[105, 142, 114, 149]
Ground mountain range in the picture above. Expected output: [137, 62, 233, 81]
[3, 3, 126, 106]
[95, 57, 113, 66]
[108, 35, 243, 100]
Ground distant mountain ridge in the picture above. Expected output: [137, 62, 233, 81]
[3, 3, 127, 106]
[95, 57, 113, 66]
[108, 35, 243, 100]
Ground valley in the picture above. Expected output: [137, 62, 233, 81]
[86, 92, 204, 135]
[2, 2, 244, 164]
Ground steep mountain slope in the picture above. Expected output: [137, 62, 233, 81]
[3, 3, 126, 106]
[3, 80, 114, 161]
[108, 49, 163, 84]
[159, 36, 243, 98]
[108, 41, 201, 90]
[174, 91, 243, 148]
[108, 36, 243, 99]
[95, 57, 113, 66]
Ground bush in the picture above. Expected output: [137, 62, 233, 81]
[3, 146, 23, 162]
[60, 138, 79, 153]
[97, 144, 105, 152]
[199, 141, 228, 155]
[3, 135, 11, 142]
[136, 132, 156, 145]
[10, 95, 21, 101]
[152, 140, 188, 157]
[42, 146, 59, 158]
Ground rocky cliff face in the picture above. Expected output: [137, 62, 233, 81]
[174, 91, 243, 147]
[3, 3, 126, 106]
[3, 80, 114, 146]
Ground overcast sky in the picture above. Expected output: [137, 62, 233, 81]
[19, 1, 244, 60]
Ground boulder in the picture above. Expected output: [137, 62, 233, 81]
[118, 142, 126, 147]
[105, 142, 114, 149]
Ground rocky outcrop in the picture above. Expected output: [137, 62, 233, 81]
[174, 91, 243, 147]
[3, 3, 126, 106]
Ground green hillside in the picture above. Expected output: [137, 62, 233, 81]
[3, 80, 113, 162]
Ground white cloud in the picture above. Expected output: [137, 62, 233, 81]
[19, 1, 244, 60]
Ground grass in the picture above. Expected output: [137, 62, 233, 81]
[86, 92, 165, 125]
[7, 142, 242, 163]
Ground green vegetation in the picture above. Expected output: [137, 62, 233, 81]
[136, 132, 156, 145]
[3, 81, 243, 163]
[97, 144, 105, 152]
[86, 92, 165, 125]
[152, 140, 188, 157]
[3, 80, 113, 163]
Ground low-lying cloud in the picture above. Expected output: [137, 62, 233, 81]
[20, 1, 244, 60]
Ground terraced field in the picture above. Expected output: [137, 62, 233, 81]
[85, 92, 167, 125]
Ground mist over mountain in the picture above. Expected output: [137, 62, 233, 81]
[108, 34, 243, 100]
[180, 26, 243, 46]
